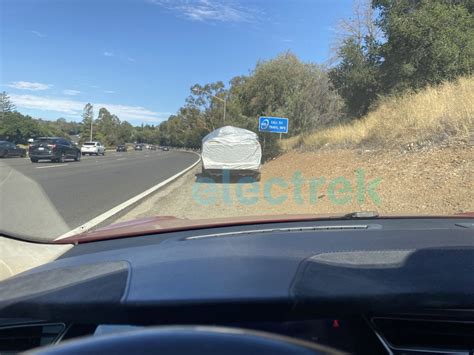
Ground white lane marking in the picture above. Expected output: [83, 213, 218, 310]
[116, 158, 127, 161]
[0, 168, 13, 187]
[54, 152, 201, 241]
[36, 164, 69, 169]
[144, 155, 149, 157]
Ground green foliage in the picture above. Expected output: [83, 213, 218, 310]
[0, 92, 16, 116]
[80, 103, 94, 142]
[236, 53, 344, 135]
[330, 38, 381, 117]
[118, 121, 134, 143]
[96, 108, 121, 146]
[375, 0, 474, 92]
[0, 111, 65, 144]
[332, 0, 474, 118]
[0, 98, 142, 146]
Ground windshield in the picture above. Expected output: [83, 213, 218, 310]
[34, 138, 57, 144]
[0, 0, 473, 242]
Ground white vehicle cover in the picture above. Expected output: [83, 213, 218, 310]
[201, 126, 262, 171]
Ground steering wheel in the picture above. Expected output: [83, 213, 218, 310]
[32, 326, 344, 355]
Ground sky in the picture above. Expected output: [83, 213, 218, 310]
[1, 0, 354, 126]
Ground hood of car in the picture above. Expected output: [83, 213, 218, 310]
[55, 212, 474, 244]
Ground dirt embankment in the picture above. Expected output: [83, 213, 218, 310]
[117, 143, 473, 222]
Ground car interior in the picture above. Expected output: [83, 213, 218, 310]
[1, 216, 473, 354]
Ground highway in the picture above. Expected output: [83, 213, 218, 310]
[0, 149, 199, 241]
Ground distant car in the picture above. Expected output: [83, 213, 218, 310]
[0, 141, 27, 158]
[29, 137, 81, 163]
[116, 144, 127, 152]
[149, 145, 157, 150]
[161, 146, 169, 151]
[134, 144, 143, 151]
[81, 141, 105, 156]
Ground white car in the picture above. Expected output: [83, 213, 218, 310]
[81, 141, 106, 156]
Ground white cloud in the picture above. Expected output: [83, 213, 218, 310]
[127, 57, 136, 62]
[150, 0, 260, 23]
[104, 90, 115, 94]
[63, 89, 81, 96]
[103, 51, 114, 57]
[10, 94, 83, 115]
[9, 94, 171, 123]
[31, 30, 45, 38]
[8, 81, 52, 91]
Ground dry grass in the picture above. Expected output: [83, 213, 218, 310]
[282, 76, 474, 151]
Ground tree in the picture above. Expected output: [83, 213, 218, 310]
[80, 103, 94, 142]
[374, 0, 474, 92]
[186, 82, 227, 133]
[236, 53, 343, 134]
[96, 107, 121, 146]
[118, 121, 134, 143]
[0, 92, 16, 119]
[0, 111, 50, 144]
[330, 37, 381, 117]
[329, 0, 382, 118]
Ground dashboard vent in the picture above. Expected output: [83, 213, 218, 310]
[0, 323, 66, 353]
[372, 317, 474, 353]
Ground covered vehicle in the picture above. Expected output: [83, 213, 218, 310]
[201, 126, 262, 179]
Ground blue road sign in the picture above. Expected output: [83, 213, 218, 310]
[258, 117, 288, 133]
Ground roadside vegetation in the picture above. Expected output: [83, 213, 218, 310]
[282, 76, 474, 151]
[1, 0, 472, 159]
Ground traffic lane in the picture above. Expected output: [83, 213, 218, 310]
[24, 150, 198, 227]
[21, 152, 181, 183]
[1, 151, 199, 241]
[2, 149, 169, 174]
[20, 151, 188, 188]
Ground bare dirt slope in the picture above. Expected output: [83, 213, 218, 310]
[117, 143, 473, 222]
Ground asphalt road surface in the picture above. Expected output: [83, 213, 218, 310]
[0, 149, 199, 241]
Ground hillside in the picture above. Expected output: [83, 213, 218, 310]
[281, 76, 474, 152]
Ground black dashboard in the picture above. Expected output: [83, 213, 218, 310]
[0, 217, 473, 353]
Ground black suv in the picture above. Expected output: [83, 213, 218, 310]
[29, 137, 81, 163]
[116, 144, 127, 152]
[0, 141, 27, 158]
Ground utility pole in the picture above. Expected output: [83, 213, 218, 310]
[90, 119, 93, 142]
[223, 99, 226, 124]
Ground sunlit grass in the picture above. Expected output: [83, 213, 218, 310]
[281, 76, 474, 151]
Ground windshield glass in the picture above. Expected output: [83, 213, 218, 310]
[34, 138, 57, 144]
[0, 0, 472, 242]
